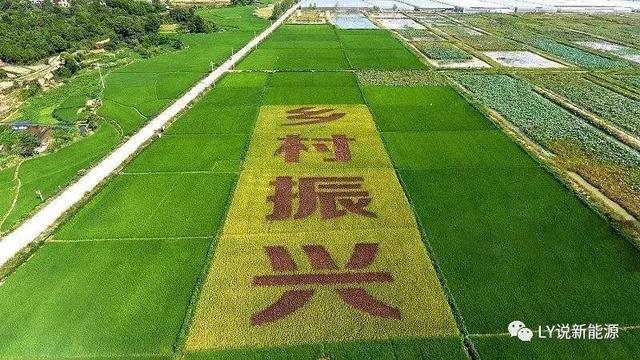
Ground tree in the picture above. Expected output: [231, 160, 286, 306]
[0, 0, 170, 64]
[82, 112, 100, 130]
[144, 13, 162, 32]
[112, 15, 145, 40]
[169, 7, 195, 23]
[169, 6, 214, 34]
[270, 2, 282, 20]
[187, 14, 211, 33]
[18, 132, 41, 156]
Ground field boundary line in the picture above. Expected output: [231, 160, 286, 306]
[139, 173, 185, 227]
[0, 161, 23, 231]
[172, 80, 268, 357]
[586, 74, 640, 101]
[174, 7, 302, 358]
[107, 118, 125, 138]
[103, 98, 150, 120]
[0, 2, 301, 268]
[333, 25, 353, 70]
[121, 170, 237, 175]
[48, 236, 215, 243]
[567, 172, 639, 224]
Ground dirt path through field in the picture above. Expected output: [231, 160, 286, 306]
[0, 161, 23, 230]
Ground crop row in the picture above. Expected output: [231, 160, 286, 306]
[436, 25, 526, 51]
[356, 70, 444, 86]
[525, 73, 640, 137]
[612, 74, 640, 89]
[448, 73, 640, 167]
[414, 41, 471, 61]
[396, 28, 440, 41]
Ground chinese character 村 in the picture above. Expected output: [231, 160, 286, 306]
[274, 134, 354, 163]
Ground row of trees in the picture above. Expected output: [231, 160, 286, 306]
[270, 0, 296, 20]
[0, 0, 212, 64]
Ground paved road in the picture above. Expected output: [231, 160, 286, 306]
[0, 4, 300, 268]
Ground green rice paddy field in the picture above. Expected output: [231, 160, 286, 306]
[0, 5, 272, 235]
[1, 20, 640, 360]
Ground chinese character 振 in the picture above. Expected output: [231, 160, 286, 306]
[267, 176, 377, 220]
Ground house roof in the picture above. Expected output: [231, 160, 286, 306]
[10, 121, 33, 127]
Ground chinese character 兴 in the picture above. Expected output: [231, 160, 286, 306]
[251, 243, 400, 325]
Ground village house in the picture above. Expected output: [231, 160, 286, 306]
[31, 0, 71, 7]
[53, 0, 71, 7]
[9, 121, 55, 154]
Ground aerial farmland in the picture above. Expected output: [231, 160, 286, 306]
[0, 0, 639, 359]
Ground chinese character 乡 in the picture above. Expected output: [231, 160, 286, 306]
[284, 107, 346, 126]
[274, 134, 354, 163]
[251, 242, 400, 326]
[267, 176, 377, 221]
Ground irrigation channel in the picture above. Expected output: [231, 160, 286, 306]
[0, 3, 301, 268]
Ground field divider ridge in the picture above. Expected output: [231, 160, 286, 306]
[0, 2, 301, 268]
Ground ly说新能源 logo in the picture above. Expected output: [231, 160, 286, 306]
[508, 321, 620, 342]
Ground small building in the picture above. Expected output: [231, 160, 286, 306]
[9, 122, 55, 154]
[9, 121, 32, 131]
[78, 122, 91, 136]
[53, 0, 71, 7]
